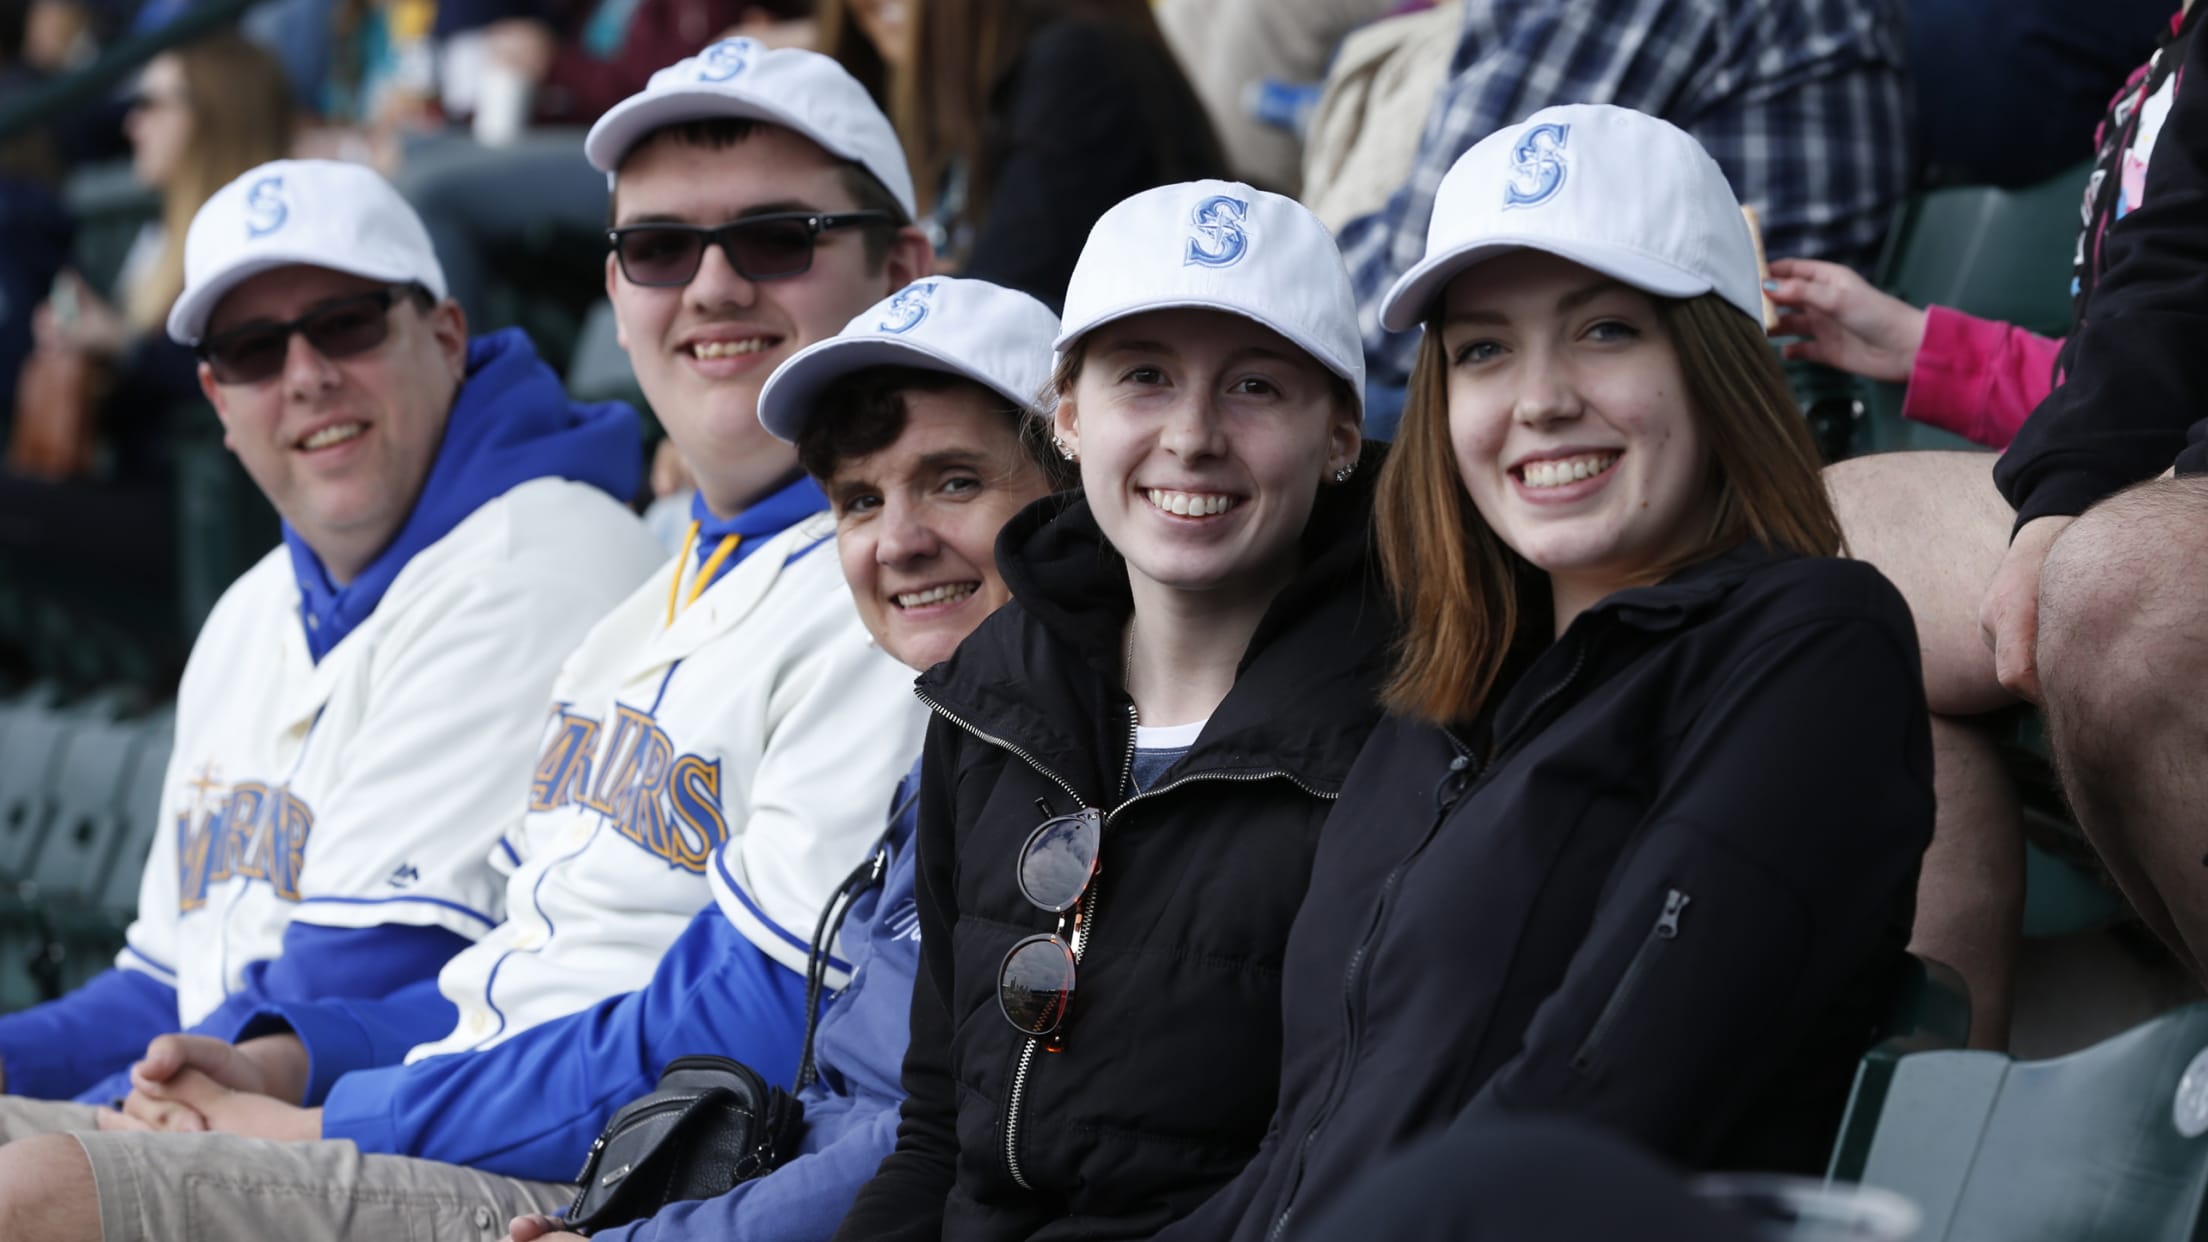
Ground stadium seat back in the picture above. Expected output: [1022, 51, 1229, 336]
[566, 300, 652, 418]
[1877, 161, 2087, 338]
[171, 402, 280, 640]
[101, 709, 174, 921]
[0, 705, 74, 881]
[1840, 159, 2092, 458]
[30, 718, 141, 904]
[1836, 1003, 2208, 1240]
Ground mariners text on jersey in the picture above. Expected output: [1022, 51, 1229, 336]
[529, 704, 729, 873]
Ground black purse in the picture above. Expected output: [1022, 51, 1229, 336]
[562, 1055, 806, 1236]
[560, 815, 909, 1236]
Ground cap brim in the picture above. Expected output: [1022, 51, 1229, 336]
[167, 248, 440, 345]
[1053, 296, 1364, 416]
[588, 89, 813, 175]
[759, 336, 1040, 443]
[1377, 237, 1716, 333]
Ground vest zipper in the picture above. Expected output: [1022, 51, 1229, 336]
[1571, 888, 1691, 1073]
[918, 688, 1339, 1193]
[914, 688, 1093, 1191]
[1267, 638, 1591, 1240]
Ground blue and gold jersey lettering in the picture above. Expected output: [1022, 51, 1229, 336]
[524, 702, 730, 874]
[529, 709, 601, 813]
[175, 767, 316, 910]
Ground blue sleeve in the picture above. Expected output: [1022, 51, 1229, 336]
[0, 963, 177, 1102]
[231, 977, 458, 1106]
[70, 922, 470, 1108]
[321, 908, 812, 1182]
[594, 1100, 901, 1242]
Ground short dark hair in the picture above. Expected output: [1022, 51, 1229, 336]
[795, 364, 1075, 490]
[609, 118, 911, 270]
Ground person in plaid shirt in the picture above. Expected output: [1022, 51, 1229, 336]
[1339, 0, 1911, 423]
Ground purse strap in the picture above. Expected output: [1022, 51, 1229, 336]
[795, 777, 917, 1088]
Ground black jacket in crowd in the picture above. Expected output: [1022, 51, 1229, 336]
[1996, 5, 2208, 524]
[834, 449, 1391, 1242]
[1154, 543, 1936, 1242]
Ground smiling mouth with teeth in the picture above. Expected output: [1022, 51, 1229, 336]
[893, 582, 978, 609]
[689, 338, 775, 360]
[1145, 488, 1240, 517]
[1516, 453, 1621, 490]
[299, 422, 367, 451]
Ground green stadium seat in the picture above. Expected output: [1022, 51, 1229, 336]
[567, 300, 652, 419]
[170, 402, 279, 639]
[0, 703, 72, 884]
[1829, 1002, 2208, 1240]
[1822, 159, 2090, 460]
[31, 717, 143, 907]
[102, 707, 171, 922]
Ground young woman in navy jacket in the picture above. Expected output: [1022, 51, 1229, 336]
[1159, 105, 1937, 1242]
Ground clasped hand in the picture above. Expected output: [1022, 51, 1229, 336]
[95, 1032, 321, 1142]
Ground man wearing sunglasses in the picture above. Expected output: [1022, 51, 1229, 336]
[0, 42, 940, 1242]
[0, 160, 664, 1122]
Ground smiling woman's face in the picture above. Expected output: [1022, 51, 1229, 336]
[1438, 250, 1713, 617]
[1054, 308, 1359, 613]
[829, 383, 1050, 671]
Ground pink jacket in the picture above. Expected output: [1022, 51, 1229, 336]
[1900, 305, 2061, 449]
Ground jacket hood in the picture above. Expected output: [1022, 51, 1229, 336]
[917, 440, 1392, 804]
[285, 327, 643, 662]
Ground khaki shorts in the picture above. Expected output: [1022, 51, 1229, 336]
[72, 1129, 571, 1242]
[0, 1095, 106, 1142]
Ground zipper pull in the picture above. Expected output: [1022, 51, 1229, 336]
[1656, 889, 1690, 939]
[869, 846, 888, 885]
[1434, 753, 1473, 811]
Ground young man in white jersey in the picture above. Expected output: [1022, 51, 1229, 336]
[0, 161, 665, 1120]
[0, 41, 935, 1241]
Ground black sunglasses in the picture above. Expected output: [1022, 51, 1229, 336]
[197, 287, 412, 386]
[606, 211, 897, 287]
[998, 807, 1102, 1045]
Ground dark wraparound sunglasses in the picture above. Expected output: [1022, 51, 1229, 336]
[998, 808, 1102, 1044]
[196, 287, 415, 386]
[606, 211, 897, 287]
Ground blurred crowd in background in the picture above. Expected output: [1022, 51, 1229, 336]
[0, 0, 2187, 694]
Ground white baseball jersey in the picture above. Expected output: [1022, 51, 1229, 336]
[410, 510, 927, 1059]
[122, 479, 665, 1026]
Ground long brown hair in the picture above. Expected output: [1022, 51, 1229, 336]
[1376, 290, 1842, 725]
[900, 0, 1217, 232]
[126, 35, 294, 332]
[815, 0, 894, 108]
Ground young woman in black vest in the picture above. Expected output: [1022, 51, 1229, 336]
[835, 179, 1388, 1241]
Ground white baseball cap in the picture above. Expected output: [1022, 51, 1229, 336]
[1056, 179, 1365, 415]
[584, 39, 916, 219]
[167, 159, 447, 345]
[1378, 104, 1762, 331]
[758, 277, 1059, 443]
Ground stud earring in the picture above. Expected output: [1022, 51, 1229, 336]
[1332, 463, 1356, 484]
[1054, 436, 1078, 462]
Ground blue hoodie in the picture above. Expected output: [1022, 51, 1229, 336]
[303, 763, 922, 1242]
[0, 329, 642, 1105]
[288, 327, 642, 661]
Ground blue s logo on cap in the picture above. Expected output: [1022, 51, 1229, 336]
[879, 281, 936, 334]
[1503, 123, 1570, 210]
[1183, 195, 1250, 269]
[244, 175, 288, 238]
[697, 38, 751, 82]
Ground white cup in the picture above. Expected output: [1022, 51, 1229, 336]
[472, 60, 534, 149]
